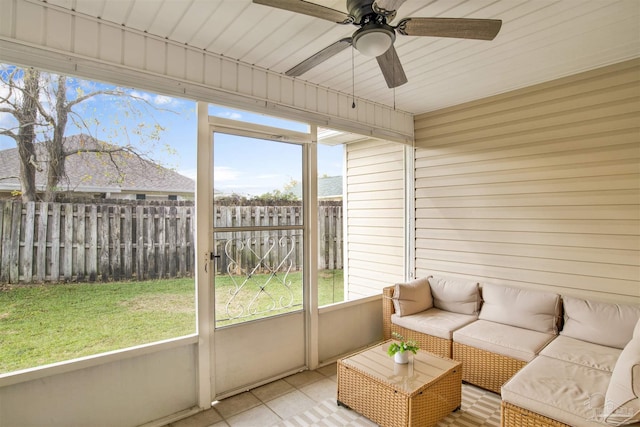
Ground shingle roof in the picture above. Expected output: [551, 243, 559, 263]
[0, 134, 194, 195]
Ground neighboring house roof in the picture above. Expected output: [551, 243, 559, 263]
[0, 134, 194, 195]
[291, 176, 342, 199]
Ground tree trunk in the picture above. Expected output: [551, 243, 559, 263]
[44, 75, 69, 202]
[17, 68, 40, 202]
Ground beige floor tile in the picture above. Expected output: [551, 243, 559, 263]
[299, 377, 337, 403]
[316, 363, 337, 378]
[282, 370, 324, 389]
[266, 389, 317, 419]
[168, 380, 500, 427]
[170, 408, 223, 427]
[251, 379, 295, 403]
[212, 392, 261, 419]
[225, 404, 280, 427]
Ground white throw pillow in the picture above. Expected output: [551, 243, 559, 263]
[479, 283, 561, 334]
[427, 275, 480, 315]
[561, 296, 640, 349]
[603, 336, 640, 425]
[392, 277, 432, 317]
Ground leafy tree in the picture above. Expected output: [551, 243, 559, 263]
[254, 178, 300, 203]
[0, 67, 42, 201]
[253, 189, 299, 203]
[0, 64, 173, 202]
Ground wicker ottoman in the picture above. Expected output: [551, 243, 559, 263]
[337, 341, 462, 427]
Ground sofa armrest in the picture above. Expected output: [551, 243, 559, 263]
[382, 286, 395, 340]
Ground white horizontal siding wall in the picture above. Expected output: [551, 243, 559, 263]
[0, 0, 413, 144]
[345, 138, 406, 299]
[414, 59, 640, 303]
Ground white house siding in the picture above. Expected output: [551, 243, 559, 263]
[345, 138, 407, 300]
[414, 59, 640, 304]
[0, 0, 413, 144]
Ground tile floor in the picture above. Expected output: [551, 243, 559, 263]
[166, 363, 353, 427]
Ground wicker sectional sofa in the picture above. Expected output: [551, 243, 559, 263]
[382, 275, 640, 427]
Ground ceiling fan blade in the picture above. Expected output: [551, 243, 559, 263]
[253, 0, 353, 24]
[376, 45, 408, 88]
[286, 38, 353, 77]
[396, 17, 502, 40]
[373, 0, 406, 19]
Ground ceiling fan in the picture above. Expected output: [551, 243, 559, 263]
[253, 0, 502, 88]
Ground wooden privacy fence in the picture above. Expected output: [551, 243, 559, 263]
[213, 204, 343, 275]
[0, 201, 343, 284]
[0, 200, 195, 284]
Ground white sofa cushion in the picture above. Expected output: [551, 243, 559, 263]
[453, 319, 556, 362]
[392, 277, 432, 317]
[502, 355, 613, 427]
[478, 283, 561, 334]
[391, 308, 478, 340]
[540, 335, 621, 372]
[428, 275, 480, 315]
[561, 296, 640, 349]
[603, 334, 640, 425]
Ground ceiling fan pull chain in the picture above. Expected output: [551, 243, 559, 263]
[352, 46, 356, 109]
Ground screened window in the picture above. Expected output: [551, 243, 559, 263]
[0, 63, 197, 373]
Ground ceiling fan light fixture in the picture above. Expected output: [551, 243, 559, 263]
[352, 25, 395, 57]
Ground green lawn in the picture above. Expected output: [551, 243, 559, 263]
[0, 270, 343, 373]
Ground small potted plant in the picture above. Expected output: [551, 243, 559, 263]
[387, 332, 419, 364]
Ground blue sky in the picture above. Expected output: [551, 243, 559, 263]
[0, 69, 343, 196]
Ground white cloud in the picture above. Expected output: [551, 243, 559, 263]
[129, 90, 154, 103]
[154, 95, 173, 105]
[0, 111, 17, 130]
[175, 167, 291, 196]
[214, 166, 240, 182]
[177, 166, 242, 183]
[129, 90, 176, 107]
[177, 168, 197, 181]
[215, 111, 243, 120]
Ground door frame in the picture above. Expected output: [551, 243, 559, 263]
[196, 108, 318, 402]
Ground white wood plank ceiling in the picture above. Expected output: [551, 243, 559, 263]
[34, 0, 640, 115]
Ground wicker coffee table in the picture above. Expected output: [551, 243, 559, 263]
[337, 341, 462, 427]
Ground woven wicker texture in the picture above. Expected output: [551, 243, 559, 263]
[382, 286, 452, 358]
[453, 342, 526, 394]
[338, 343, 462, 427]
[501, 402, 570, 427]
[270, 384, 501, 427]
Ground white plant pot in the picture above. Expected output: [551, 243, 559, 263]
[394, 351, 409, 364]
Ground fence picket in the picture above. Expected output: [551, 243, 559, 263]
[146, 206, 156, 279]
[50, 203, 61, 282]
[0, 201, 11, 282]
[23, 202, 35, 282]
[136, 205, 144, 280]
[88, 205, 98, 281]
[64, 203, 74, 281]
[168, 206, 177, 278]
[111, 206, 121, 281]
[178, 207, 187, 277]
[36, 203, 48, 282]
[123, 206, 132, 279]
[9, 201, 21, 282]
[99, 205, 109, 281]
[157, 207, 166, 279]
[76, 204, 85, 281]
[0, 201, 4, 281]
